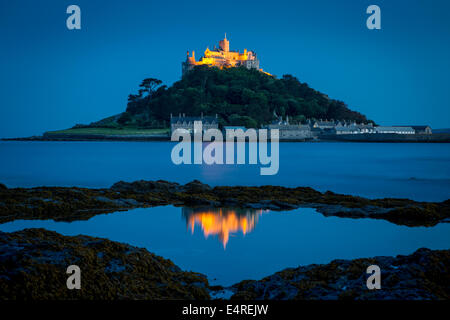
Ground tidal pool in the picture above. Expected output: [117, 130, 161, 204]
[1, 206, 449, 286]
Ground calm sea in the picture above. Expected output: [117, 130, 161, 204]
[0, 141, 449, 201]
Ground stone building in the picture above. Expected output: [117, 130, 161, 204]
[334, 122, 375, 134]
[265, 115, 313, 140]
[403, 125, 432, 134]
[170, 113, 218, 135]
[311, 119, 337, 130]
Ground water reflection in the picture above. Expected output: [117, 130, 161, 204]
[182, 207, 265, 248]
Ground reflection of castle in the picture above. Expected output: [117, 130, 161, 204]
[182, 207, 263, 248]
[182, 35, 271, 76]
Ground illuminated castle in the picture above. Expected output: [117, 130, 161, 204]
[182, 34, 271, 76]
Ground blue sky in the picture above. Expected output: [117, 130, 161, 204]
[0, 0, 449, 138]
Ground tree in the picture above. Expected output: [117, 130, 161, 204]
[139, 78, 163, 97]
[128, 94, 140, 102]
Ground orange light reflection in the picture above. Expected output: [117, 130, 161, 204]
[183, 207, 265, 249]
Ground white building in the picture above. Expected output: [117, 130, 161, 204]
[335, 125, 361, 135]
[374, 126, 415, 134]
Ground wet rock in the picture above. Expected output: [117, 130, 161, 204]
[182, 180, 212, 193]
[111, 180, 181, 193]
[270, 200, 299, 210]
[230, 248, 450, 300]
[0, 229, 210, 300]
[316, 204, 392, 218]
[245, 200, 282, 210]
[95, 196, 118, 204]
[120, 198, 140, 206]
[220, 198, 240, 207]
[94, 196, 141, 207]
[182, 197, 221, 207]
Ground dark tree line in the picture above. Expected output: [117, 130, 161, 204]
[122, 66, 370, 128]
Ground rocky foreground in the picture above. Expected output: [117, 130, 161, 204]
[0, 229, 209, 299]
[230, 248, 450, 300]
[0, 229, 449, 300]
[0, 180, 449, 226]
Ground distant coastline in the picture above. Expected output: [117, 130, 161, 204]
[3, 132, 450, 143]
[1, 134, 170, 142]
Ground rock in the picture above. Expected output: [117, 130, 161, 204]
[94, 196, 141, 207]
[271, 200, 299, 210]
[95, 196, 117, 204]
[0, 229, 210, 300]
[246, 200, 281, 210]
[111, 180, 181, 193]
[230, 248, 450, 300]
[184, 198, 220, 206]
[182, 180, 212, 193]
[220, 198, 239, 207]
[245, 202, 267, 209]
[120, 198, 140, 206]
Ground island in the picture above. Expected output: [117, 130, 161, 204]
[4, 36, 447, 142]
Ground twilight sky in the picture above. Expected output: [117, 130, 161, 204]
[0, 0, 449, 138]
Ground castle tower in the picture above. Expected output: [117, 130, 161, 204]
[219, 33, 229, 52]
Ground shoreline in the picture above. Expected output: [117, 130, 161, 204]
[2, 131, 450, 143]
[1, 134, 171, 142]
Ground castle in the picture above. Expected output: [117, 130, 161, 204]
[182, 34, 271, 76]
